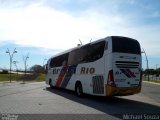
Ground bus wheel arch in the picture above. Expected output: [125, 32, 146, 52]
[75, 81, 83, 97]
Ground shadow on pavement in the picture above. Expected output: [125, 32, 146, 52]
[46, 87, 160, 119]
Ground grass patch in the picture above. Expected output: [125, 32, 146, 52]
[0, 73, 46, 82]
[142, 76, 160, 83]
[32, 73, 46, 82]
[0, 74, 23, 82]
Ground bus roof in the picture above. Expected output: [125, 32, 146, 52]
[50, 37, 107, 59]
[49, 36, 137, 59]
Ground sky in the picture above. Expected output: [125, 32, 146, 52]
[0, 0, 160, 70]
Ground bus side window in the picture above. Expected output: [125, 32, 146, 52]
[68, 41, 105, 64]
[56, 53, 69, 67]
[68, 51, 75, 65]
[88, 41, 105, 62]
[50, 53, 68, 68]
[50, 58, 55, 68]
[62, 60, 67, 66]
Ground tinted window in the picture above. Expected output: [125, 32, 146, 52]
[50, 53, 69, 67]
[68, 44, 89, 65]
[68, 41, 105, 65]
[112, 36, 141, 54]
[88, 41, 105, 62]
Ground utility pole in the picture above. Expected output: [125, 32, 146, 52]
[6, 48, 17, 82]
[156, 64, 159, 80]
[23, 53, 29, 83]
[43, 58, 47, 73]
[142, 48, 149, 81]
[13, 61, 18, 80]
[43, 58, 47, 66]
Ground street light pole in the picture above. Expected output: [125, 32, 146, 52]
[142, 48, 149, 81]
[43, 58, 47, 73]
[6, 48, 17, 82]
[43, 58, 47, 66]
[156, 64, 159, 70]
[13, 61, 18, 80]
[156, 64, 159, 80]
[23, 53, 29, 83]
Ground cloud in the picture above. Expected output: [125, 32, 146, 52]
[0, 2, 108, 50]
[0, 0, 160, 57]
[0, 1, 132, 48]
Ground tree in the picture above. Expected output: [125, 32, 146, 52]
[23, 53, 29, 76]
[30, 65, 44, 73]
[144, 69, 156, 76]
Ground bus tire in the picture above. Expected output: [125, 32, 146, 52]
[49, 79, 54, 89]
[75, 82, 83, 97]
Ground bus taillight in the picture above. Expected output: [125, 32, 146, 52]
[107, 70, 116, 87]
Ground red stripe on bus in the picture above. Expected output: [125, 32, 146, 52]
[55, 66, 68, 87]
[126, 69, 136, 78]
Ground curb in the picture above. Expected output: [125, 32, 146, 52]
[0, 81, 28, 84]
[143, 81, 160, 85]
[0, 81, 17, 84]
[0, 81, 44, 84]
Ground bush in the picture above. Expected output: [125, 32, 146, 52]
[0, 70, 8, 74]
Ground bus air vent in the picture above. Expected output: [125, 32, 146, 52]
[115, 61, 139, 68]
[92, 75, 104, 94]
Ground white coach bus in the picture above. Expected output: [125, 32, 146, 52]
[45, 36, 142, 97]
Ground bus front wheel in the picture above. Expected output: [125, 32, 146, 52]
[75, 82, 83, 97]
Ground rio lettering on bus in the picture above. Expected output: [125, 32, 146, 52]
[53, 66, 77, 74]
[80, 67, 95, 74]
[53, 68, 61, 74]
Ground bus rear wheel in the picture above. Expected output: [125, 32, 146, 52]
[75, 82, 83, 97]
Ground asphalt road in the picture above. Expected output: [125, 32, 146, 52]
[141, 81, 160, 103]
[0, 81, 159, 120]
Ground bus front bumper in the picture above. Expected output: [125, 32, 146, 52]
[106, 84, 141, 96]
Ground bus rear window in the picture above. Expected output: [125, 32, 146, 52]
[112, 36, 141, 55]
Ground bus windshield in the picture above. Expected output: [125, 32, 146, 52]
[112, 36, 141, 55]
